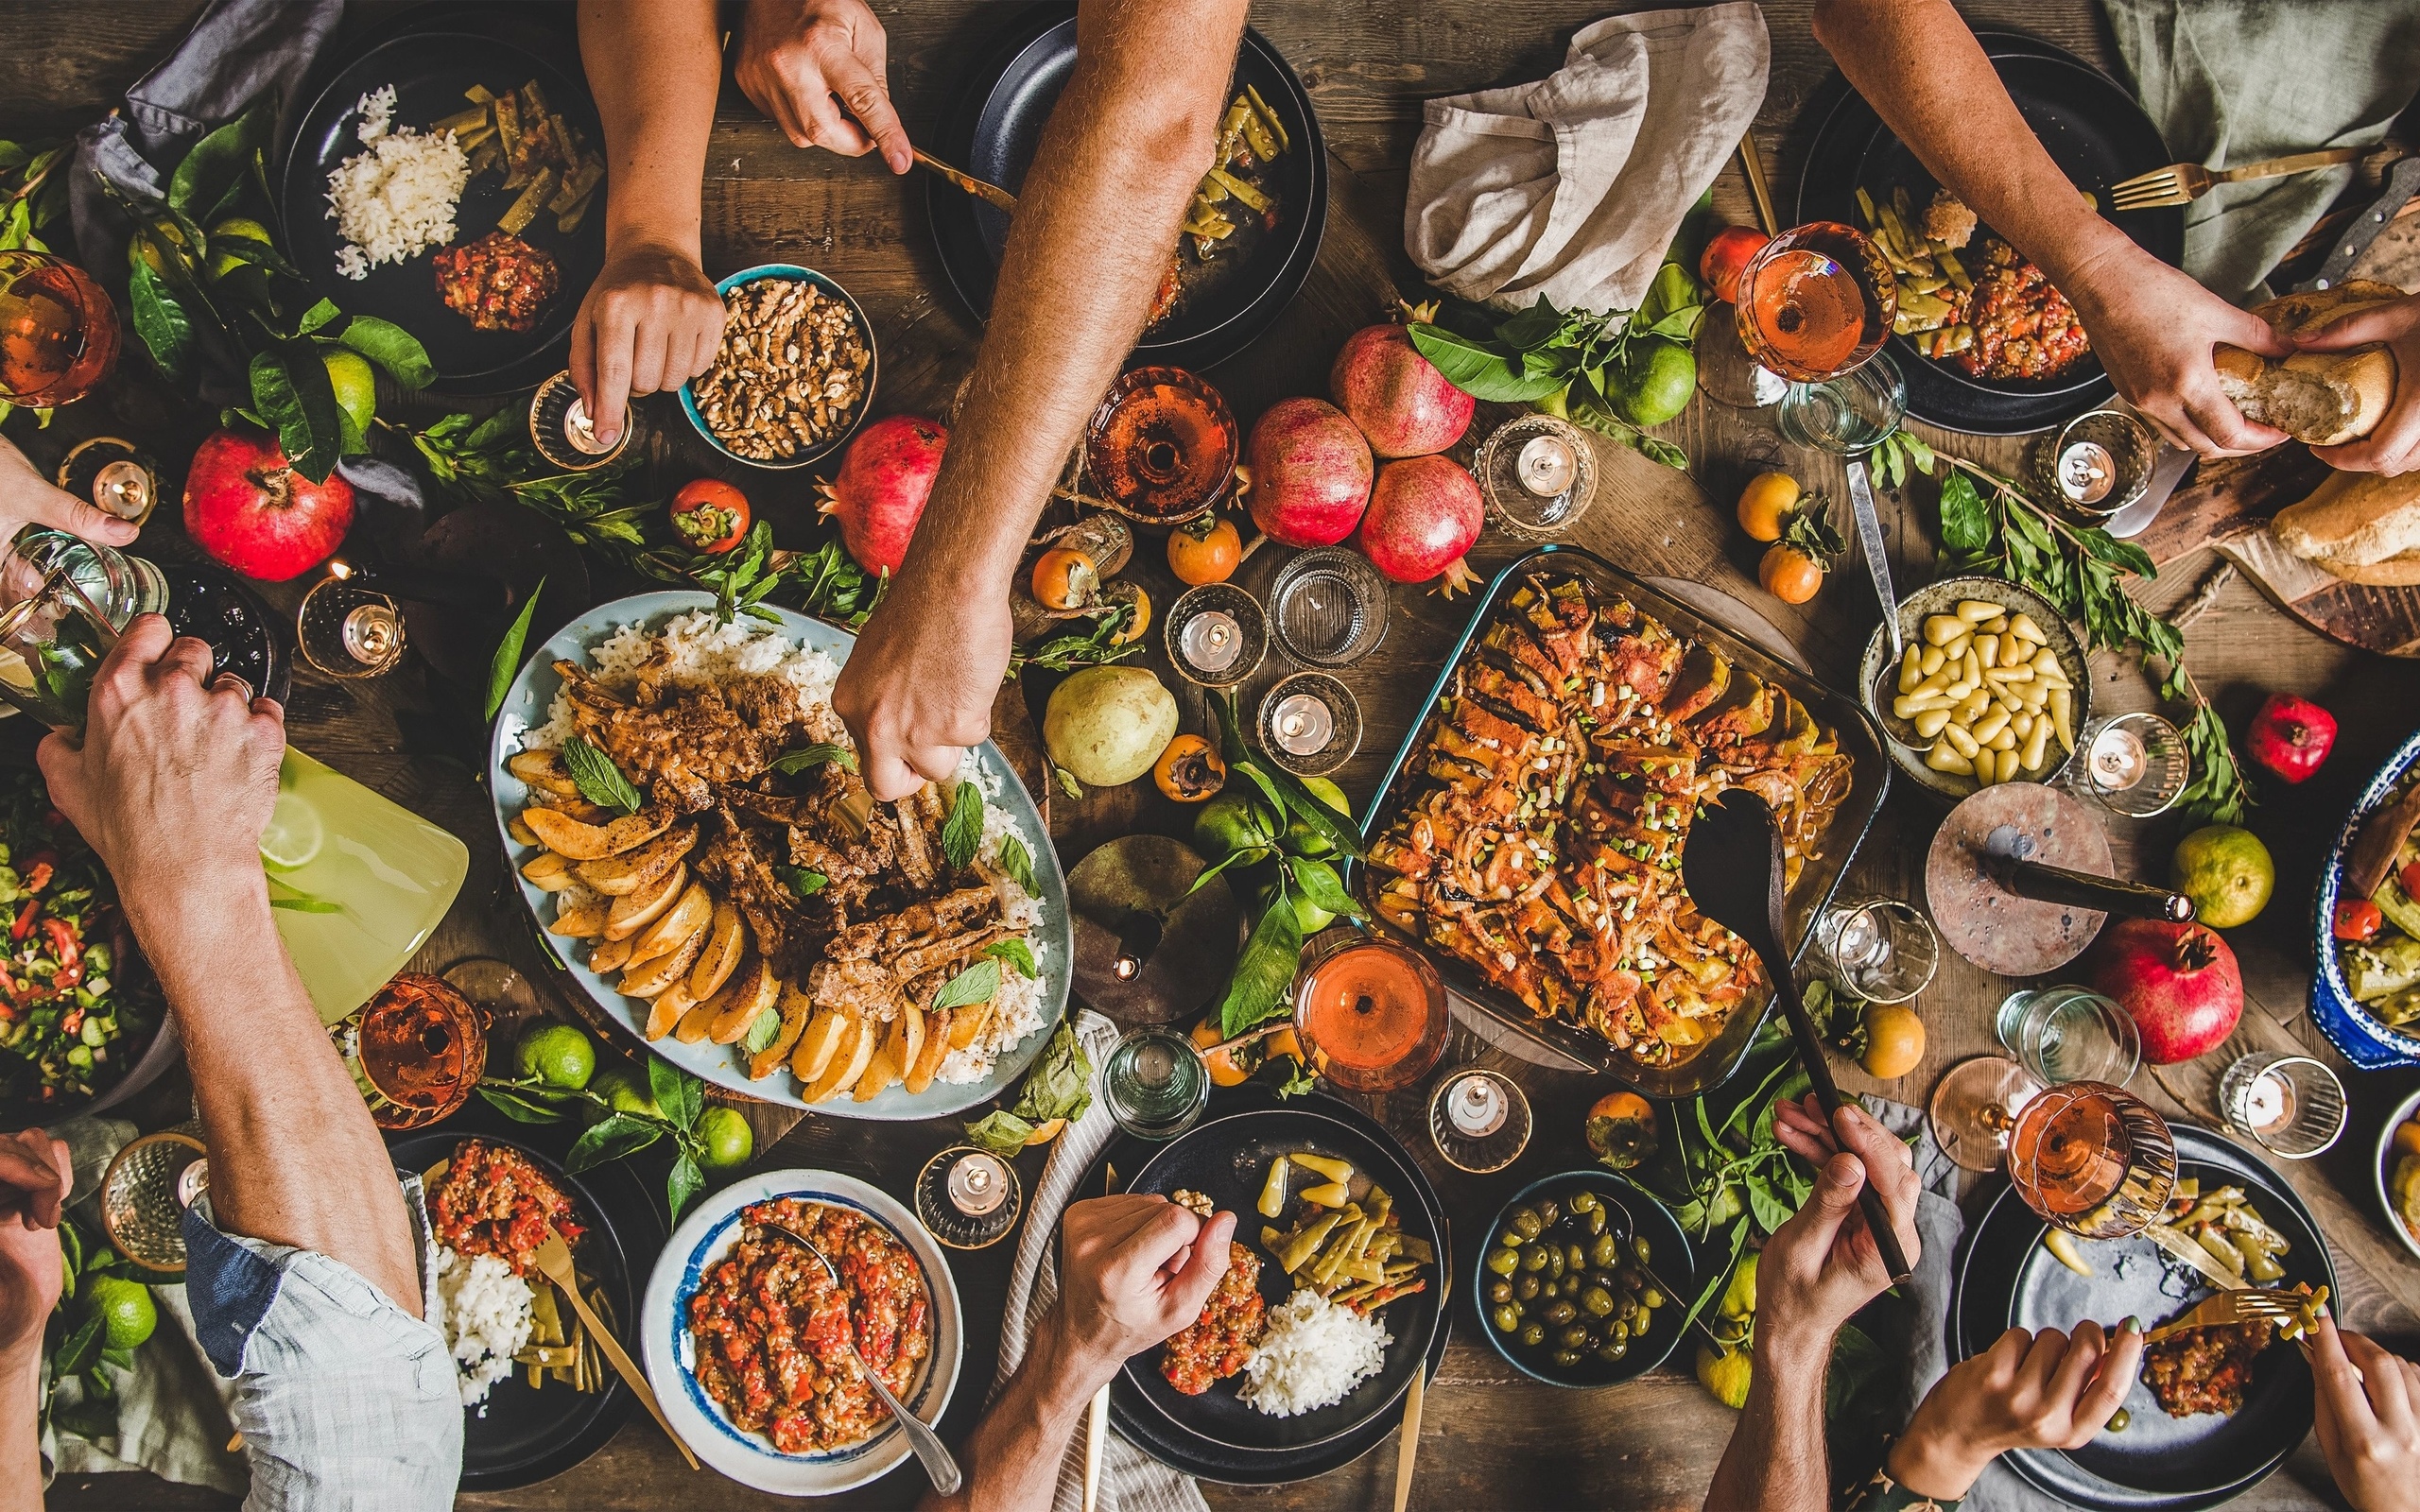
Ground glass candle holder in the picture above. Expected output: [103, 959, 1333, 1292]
[2072, 712, 2190, 817]
[297, 569, 407, 678]
[1476, 414, 1598, 540]
[529, 369, 636, 471]
[2218, 1052, 2347, 1159]
[1268, 547, 1389, 668]
[1102, 1024, 1211, 1140]
[2031, 409, 2156, 524]
[1082, 367, 1237, 524]
[57, 436, 161, 525]
[915, 1144, 1026, 1249]
[1256, 670, 1361, 777]
[100, 1129, 209, 1274]
[1164, 582, 1268, 689]
[1290, 929, 1449, 1093]
[1812, 896, 1939, 1004]
[1428, 1067, 1532, 1174]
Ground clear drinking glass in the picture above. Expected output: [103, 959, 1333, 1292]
[2071, 712, 2190, 817]
[1101, 1024, 1211, 1140]
[2006, 1079, 2176, 1238]
[1812, 896, 1939, 1003]
[296, 574, 407, 678]
[1996, 985, 2141, 1086]
[1268, 547, 1389, 668]
[2218, 1053, 2347, 1159]
[1777, 349, 1908, 456]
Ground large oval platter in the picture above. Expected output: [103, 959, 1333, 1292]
[488, 591, 1073, 1117]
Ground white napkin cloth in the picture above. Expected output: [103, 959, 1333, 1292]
[1406, 3, 1770, 316]
[990, 1009, 1207, 1512]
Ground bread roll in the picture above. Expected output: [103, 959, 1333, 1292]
[2273, 466, 2420, 584]
[2215, 279, 2404, 447]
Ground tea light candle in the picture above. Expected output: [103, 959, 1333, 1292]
[2087, 722, 2148, 791]
[342, 601, 405, 669]
[562, 396, 614, 455]
[1516, 433, 1579, 497]
[1445, 1071, 1509, 1138]
[2235, 1068, 2290, 1131]
[945, 1150, 1012, 1216]
[1179, 610, 1242, 674]
[2057, 440, 2117, 506]
[93, 460, 154, 521]
[1270, 691, 1334, 756]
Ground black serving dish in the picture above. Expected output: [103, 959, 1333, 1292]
[1469, 1170, 1696, 1389]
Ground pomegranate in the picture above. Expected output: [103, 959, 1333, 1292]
[182, 427, 354, 581]
[2245, 692, 2335, 783]
[1329, 318, 1474, 458]
[814, 415, 947, 574]
[1357, 455, 1482, 594]
[1242, 397, 1373, 548]
[2087, 919, 2243, 1066]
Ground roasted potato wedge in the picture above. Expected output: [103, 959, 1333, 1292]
[629, 883, 712, 964]
[804, 1015, 872, 1102]
[547, 892, 607, 937]
[947, 1000, 990, 1050]
[896, 1005, 925, 1089]
[905, 1006, 952, 1095]
[752, 986, 814, 1079]
[786, 1003, 846, 1084]
[524, 804, 674, 862]
[508, 749, 582, 798]
[688, 903, 745, 1002]
[508, 815, 541, 847]
[645, 981, 695, 1040]
[852, 1032, 902, 1103]
[604, 862, 687, 941]
[588, 935, 636, 975]
[576, 824, 696, 896]
[708, 954, 779, 1045]
[520, 850, 574, 890]
[674, 989, 718, 1043]
[619, 926, 706, 998]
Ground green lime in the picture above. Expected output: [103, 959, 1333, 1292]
[1193, 790, 1280, 860]
[697, 1107, 753, 1171]
[322, 348, 376, 435]
[516, 1022, 596, 1091]
[1613, 338, 1697, 427]
[592, 1067, 659, 1118]
[257, 787, 323, 871]
[2170, 824, 2273, 929]
[205, 216, 272, 279]
[1284, 776, 1351, 858]
[87, 1277, 157, 1351]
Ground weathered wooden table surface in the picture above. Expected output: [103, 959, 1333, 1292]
[15, 2, 2420, 1509]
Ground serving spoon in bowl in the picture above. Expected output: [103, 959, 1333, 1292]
[761, 1218, 963, 1494]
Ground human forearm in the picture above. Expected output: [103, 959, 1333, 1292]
[918, 1326, 1105, 1512]
[0, 1349, 39, 1512]
[579, 0, 721, 261]
[1704, 1327, 1835, 1512]
[126, 872, 420, 1314]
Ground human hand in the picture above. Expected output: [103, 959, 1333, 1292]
[2060, 240, 2290, 456]
[832, 580, 1011, 800]
[1049, 1194, 1237, 1388]
[2297, 294, 2420, 476]
[569, 239, 726, 448]
[1888, 1320, 2143, 1498]
[736, 0, 910, 173]
[0, 438, 139, 550]
[2310, 1313, 2420, 1512]
[0, 1128, 71, 1358]
[35, 615, 285, 913]
[1758, 1094, 1922, 1354]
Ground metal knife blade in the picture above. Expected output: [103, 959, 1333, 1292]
[1845, 458, 1902, 662]
[2104, 440, 2197, 540]
[2298, 155, 2420, 293]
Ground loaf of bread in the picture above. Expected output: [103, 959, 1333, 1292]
[2215, 280, 2402, 447]
[2272, 467, 2420, 586]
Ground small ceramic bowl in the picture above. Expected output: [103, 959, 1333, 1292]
[679, 264, 877, 471]
[2374, 1087, 2420, 1265]
[1471, 1170, 1694, 1389]
[1858, 576, 2093, 801]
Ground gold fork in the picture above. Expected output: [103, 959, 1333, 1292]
[2110, 147, 2363, 211]
[2142, 1287, 2305, 1344]
[530, 1227, 700, 1470]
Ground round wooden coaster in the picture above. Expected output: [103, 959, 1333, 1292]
[1925, 782, 2114, 975]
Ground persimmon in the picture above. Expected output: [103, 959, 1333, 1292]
[1192, 1017, 1251, 1086]
[1030, 546, 1100, 609]
[1759, 545, 1825, 605]
[1151, 732, 1225, 802]
[1736, 472, 1799, 542]
[1167, 515, 1242, 586]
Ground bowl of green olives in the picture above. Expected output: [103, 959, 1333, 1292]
[1472, 1171, 1694, 1387]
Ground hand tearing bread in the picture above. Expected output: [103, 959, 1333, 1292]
[2272, 467, 2420, 586]
[2215, 280, 2402, 447]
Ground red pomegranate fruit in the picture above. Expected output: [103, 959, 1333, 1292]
[1243, 397, 1374, 548]
[1329, 320, 1475, 458]
[815, 415, 948, 575]
[1357, 455, 1482, 593]
[2087, 919, 2243, 1066]
[182, 427, 355, 581]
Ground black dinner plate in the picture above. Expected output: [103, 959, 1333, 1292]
[278, 4, 606, 395]
[928, 4, 1327, 372]
[1949, 1124, 2335, 1510]
[1796, 32, 2185, 435]
[389, 1112, 662, 1491]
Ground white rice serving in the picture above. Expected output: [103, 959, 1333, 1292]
[1237, 1289, 1392, 1418]
[516, 611, 1049, 1085]
[325, 84, 469, 280]
[431, 1245, 535, 1409]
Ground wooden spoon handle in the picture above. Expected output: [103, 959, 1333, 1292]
[1772, 970, 1916, 1285]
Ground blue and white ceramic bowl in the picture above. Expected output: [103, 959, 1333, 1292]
[2310, 727, 2420, 1071]
[678, 263, 876, 470]
[643, 1171, 961, 1495]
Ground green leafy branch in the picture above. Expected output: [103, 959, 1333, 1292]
[43, 1211, 138, 1447]
[963, 1018, 1095, 1155]
[479, 1057, 717, 1223]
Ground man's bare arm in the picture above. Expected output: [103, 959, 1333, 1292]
[1809, 0, 2285, 455]
[834, 0, 1251, 799]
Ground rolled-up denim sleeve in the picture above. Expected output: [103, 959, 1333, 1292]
[182, 1200, 462, 1510]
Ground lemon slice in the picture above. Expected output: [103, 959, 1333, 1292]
[259, 789, 324, 871]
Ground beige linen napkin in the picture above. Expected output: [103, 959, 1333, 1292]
[991, 1009, 1207, 1512]
[1406, 3, 1769, 316]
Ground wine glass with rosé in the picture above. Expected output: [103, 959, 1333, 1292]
[0, 250, 121, 407]
[2004, 1079, 2176, 1239]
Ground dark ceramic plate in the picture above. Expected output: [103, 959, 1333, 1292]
[1469, 1171, 1696, 1388]
[928, 4, 1326, 372]
[279, 4, 606, 394]
[1796, 32, 2185, 434]
[390, 1111, 662, 1491]
[1950, 1125, 2335, 1510]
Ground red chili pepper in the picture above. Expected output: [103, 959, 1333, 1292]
[10, 900, 37, 942]
[2246, 693, 2337, 785]
[2336, 898, 2385, 942]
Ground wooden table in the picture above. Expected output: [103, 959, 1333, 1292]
[15, 3, 2420, 1508]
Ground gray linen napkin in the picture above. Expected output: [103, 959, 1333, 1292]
[2101, 0, 2420, 301]
[1405, 3, 1769, 315]
[991, 1009, 1208, 1512]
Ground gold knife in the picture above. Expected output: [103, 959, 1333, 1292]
[1394, 1245, 1447, 1512]
[1083, 1160, 1117, 1512]
[914, 149, 1018, 215]
[534, 1225, 700, 1470]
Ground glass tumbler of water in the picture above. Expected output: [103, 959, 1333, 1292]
[1812, 897, 1938, 1003]
[1777, 349, 1908, 455]
[1996, 985, 2141, 1087]
[1102, 1024, 1211, 1140]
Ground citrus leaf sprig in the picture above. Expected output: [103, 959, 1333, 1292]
[963, 1019, 1094, 1155]
[479, 1057, 717, 1222]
